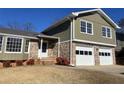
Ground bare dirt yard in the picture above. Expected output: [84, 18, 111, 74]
[0, 65, 124, 84]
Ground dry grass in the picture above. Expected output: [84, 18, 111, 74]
[0, 65, 124, 84]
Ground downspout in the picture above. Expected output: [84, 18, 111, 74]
[70, 19, 73, 66]
[58, 37, 60, 57]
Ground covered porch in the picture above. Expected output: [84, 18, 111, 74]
[28, 34, 60, 61]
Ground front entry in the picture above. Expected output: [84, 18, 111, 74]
[41, 42, 48, 57]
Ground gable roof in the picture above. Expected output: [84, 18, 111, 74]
[43, 8, 120, 32]
[72, 8, 120, 29]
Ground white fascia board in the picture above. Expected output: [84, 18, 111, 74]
[0, 32, 38, 39]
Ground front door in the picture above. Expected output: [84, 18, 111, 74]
[41, 42, 48, 57]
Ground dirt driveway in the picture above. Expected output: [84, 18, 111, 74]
[77, 65, 124, 78]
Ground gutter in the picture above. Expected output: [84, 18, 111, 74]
[37, 34, 58, 39]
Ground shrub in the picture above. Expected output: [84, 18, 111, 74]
[56, 57, 70, 65]
[27, 59, 34, 65]
[2, 61, 11, 67]
[62, 58, 70, 65]
[15, 60, 23, 66]
[56, 57, 63, 65]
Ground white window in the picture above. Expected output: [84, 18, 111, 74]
[80, 20, 93, 35]
[0, 36, 3, 52]
[102, 26, 112, 38]
[24, 39, 29, 53]
[6, 37, 22, 53]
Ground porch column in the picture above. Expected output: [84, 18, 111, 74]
[38, 38, 43, 59]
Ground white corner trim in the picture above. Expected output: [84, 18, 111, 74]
[72, 18, 75, 39]
[4, 36, 23, 53]
[73, 39, 116, 47]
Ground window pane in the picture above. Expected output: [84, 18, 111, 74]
[105, 53, 107, 56]
[81, 21, 86, 27]
[25, 39, 29, 52]
[102, 27, 106, 37]
[107, 28, 111, 37]
[84, 51, 88, 55]
[89, 51, 92, 55]
[0, 36, 3, 51]
[102, 52, 104, 56]
[108, 53, 111, 56]
[87, 23, 92, 34]
[76, 50, 79, 55]
[6, 37, 22, 52]
[80, 51, 84, 55]
[80, 21, 86, 33]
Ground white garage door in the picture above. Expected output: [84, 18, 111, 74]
[99, 48, 113, 65]
[76, 46, 95, 66]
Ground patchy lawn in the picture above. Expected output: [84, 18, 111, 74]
[0, 65, 124, 84]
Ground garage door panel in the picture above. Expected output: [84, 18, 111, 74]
[99, 48, 113, 65]
[76, 46, 95, 66]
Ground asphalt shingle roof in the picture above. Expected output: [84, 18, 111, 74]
[0, 27, 40, 37]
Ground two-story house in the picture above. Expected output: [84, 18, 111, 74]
[43, 9, 120, 66]
[0, 9, 119, 66]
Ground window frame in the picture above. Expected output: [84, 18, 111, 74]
[102, 26, 112, 39]
[80, 19, 94, 35]
[24, 39, 30, 53]
[4, 36, 23, 53]
[0, 35, 3, 53]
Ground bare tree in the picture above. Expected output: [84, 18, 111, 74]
[23, 22, 35, 31]
[118, 18, 124, 28]
[7, 21, 35, 31]
[7, 21, 21, 30]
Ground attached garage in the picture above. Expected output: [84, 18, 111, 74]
[76, 46, 95, 66]
[99, 48, 113, 65]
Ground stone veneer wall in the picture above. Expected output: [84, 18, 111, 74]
[112, 48, 116, 65]
[53, 42, 70, 61]
[94, 46, 100, 65]
[59, 41, 70, 61]
[52, 43, 58, 57]
[48, 42, 58, 57]
[72, 42, 116, 66]
[29, 40, 39, 59]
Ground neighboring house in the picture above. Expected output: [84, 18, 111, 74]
[116, 29, 124, 57]
[0, 28, 59, 61]
[43, 9, 120, 66]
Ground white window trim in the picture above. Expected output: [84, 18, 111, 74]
[4, 36, 23, 53]
[0, 36, 4, 53]
[80, 19, 94, 35]
[102, 26, 112, 39]
[24, 39, 30, 54]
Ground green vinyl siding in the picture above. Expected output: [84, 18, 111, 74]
[44, 21, 70, 42]
[0, 36, 29, 60]
[74, 13, 116, 45]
